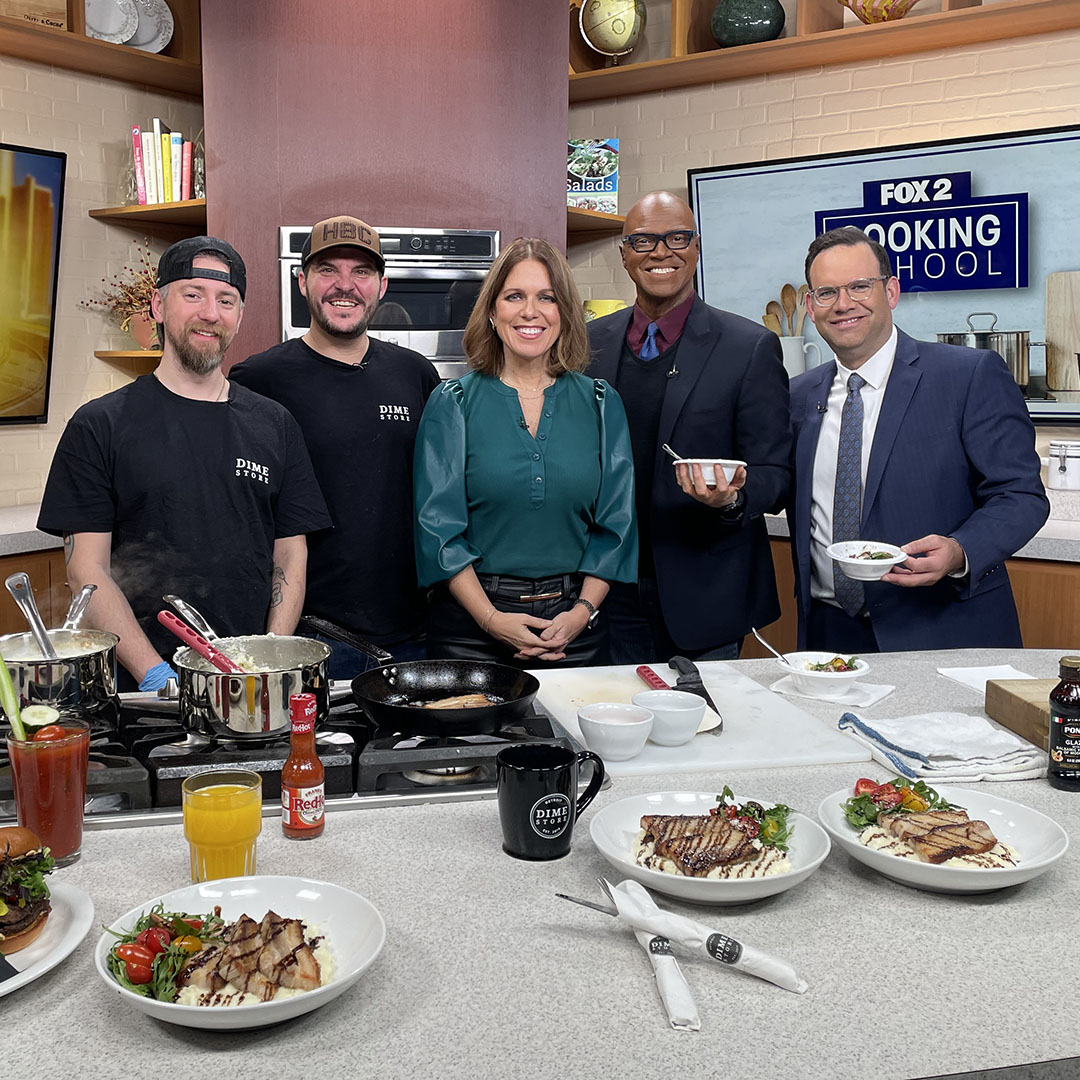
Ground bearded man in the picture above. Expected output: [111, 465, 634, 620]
[38, 237, 331, 691]
[230, 217, 441, 677]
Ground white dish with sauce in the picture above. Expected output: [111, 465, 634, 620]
[94, 876, 386, 1029]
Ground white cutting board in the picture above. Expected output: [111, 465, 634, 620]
[534, 663, 871, 777]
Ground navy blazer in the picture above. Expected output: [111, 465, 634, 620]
[787, 329, 1049, 651]
[588, 297, 791, 650]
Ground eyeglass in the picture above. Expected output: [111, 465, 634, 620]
[620, 230, 698, 253]
[807, 276, 890, 307]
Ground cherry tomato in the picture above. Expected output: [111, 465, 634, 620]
[734, 815, 760, 839]
[173, 934, 202, 954]
[115, 942, 155, 966]
[125, 962, 153, 984]
[136, 927, 171, 956]
[724, 804, 739, 820]
[854, 778, 878, 796]
[181, 918, 203, 931]
[870, 783, 903, 809]
[32, 724, 68, 742]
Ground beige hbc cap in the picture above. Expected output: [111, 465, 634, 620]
[301, 215, 385, 271]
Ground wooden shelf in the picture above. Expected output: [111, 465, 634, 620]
[94, 351, 160, 361]
[567, 207, 625, 234]
[89, 199, 207, 228]
[0, 0, 201, 98]
[569, 0, 1080, 102]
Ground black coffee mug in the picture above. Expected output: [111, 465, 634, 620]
[496, 743, 605, 860]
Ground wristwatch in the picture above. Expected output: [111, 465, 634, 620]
[572, 597, 600, 629]
[719, 488, 746, 518]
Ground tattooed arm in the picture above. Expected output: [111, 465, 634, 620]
[65, 532, 165, 683]
[266, 534, 307, 635]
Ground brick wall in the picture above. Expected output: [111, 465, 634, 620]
[568, 26, 1080, 302]
[0, 56, 201, 507]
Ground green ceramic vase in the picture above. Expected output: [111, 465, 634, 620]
[710, 0, 785, 47]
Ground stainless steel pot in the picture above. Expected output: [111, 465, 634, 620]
[0, 629, 119, 715]
[173, 635, 331, 740]
[936, 312, 1039, 388]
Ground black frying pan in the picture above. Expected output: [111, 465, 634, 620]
[350, 660, 540, 736]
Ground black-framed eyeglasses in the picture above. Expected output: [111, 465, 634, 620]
[807, 276, 890, 307]
[620, 230, 698, 253]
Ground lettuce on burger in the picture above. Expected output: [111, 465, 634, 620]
[0, 826, 54, 954]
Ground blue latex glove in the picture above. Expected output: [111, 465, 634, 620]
[138, 660, 177, 692]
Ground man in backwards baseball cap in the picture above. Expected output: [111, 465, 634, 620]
[36, 234, 331, 693]
[230, 215, 441, 678]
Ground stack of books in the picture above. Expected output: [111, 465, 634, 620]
[130, 120, 194, 205]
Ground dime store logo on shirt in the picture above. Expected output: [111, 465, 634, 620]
[235, 457, 270, 484]
[379, 404, 413, 422]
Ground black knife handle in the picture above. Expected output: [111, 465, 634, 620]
[669, 655, 700, 679]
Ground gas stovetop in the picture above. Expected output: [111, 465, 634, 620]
[0, 686, 583, 828]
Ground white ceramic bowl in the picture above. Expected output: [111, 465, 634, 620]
[778, 652, 870, 697]
[631, 689, 705, 746]
[817, 786, 1069, 894]
[826, 540, 907, 580]
[577, 702, 653, 761]
[94, 876, 386, 1029]
[589, 791, 831, 905]
[671, 457, 746, 486]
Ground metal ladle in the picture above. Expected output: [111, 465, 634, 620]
[751, 626, 791, 666]
[5, 572, 59, 660]
[61, 583, 97, 631]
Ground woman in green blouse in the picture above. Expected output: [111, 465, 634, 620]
[413, 237, 637, 666]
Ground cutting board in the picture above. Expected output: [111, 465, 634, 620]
[534, 663, 871, 777]
[984, 678, 1055, 750]
[1045, 271, 1080, 391]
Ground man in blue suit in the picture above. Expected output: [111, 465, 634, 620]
[788, 226, 1048, 653]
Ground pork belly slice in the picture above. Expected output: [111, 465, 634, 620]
[640, 814, 715, 845]
[882, 809, 969, 841]
[653, 817, 757, 876]
[257, 910, 321, 991]
[909, 819, 1000, 864]
[177, 943, 226, 993]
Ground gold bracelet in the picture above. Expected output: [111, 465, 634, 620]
[481, 607, 498, 634]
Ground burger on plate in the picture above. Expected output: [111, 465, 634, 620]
[0, 827, 54, 954]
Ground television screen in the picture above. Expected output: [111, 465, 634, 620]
[688, 124, 1080, 422]
[0, 141, 65, 425]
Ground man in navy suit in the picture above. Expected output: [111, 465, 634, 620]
[588, 191, 791, 663]
[788, 226, 1048, 653]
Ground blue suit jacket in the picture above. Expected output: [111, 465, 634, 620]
[788, 329, 1049, 650]
[588, 297, 791, 649]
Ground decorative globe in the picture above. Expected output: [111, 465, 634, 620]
[711, 0, 785, 48]
[580, 0, 647, 61]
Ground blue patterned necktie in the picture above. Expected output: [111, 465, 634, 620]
[639, 321, 659, 360]
[832, 372, 867, 617]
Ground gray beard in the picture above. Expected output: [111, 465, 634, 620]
[310, 297, 377, 340]
[166, 322, 226, 375]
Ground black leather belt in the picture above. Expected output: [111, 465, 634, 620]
[475, 572, 581, 603]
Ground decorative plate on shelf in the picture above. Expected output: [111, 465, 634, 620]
[124, 0, 174, 53]
[84, 0, 139, 43]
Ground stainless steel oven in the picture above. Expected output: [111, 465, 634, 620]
[279, 226, 499, 379]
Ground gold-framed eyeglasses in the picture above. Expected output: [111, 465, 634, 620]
[620, 230, 698, 253]
[807, 276, 889, 307]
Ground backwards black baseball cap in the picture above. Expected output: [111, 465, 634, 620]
[156, 235, 247, 301]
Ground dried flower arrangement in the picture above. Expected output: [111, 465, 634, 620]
[81, 241, 160, 349]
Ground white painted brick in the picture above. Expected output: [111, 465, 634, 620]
[942, 73, 1012, 99]
[886, 80, 946, 106]
[912, 54, 979, 82]
[794, 70, 854, 97]
[793, 96, 823, 119]
[795, 113, 852, 137]
[686, 128, 739, 154]
[663, 111, 714, 137]
[850, 104, 911, 132]
[738, 78, 795, 106]
[711, 103, 768, 128]
[687, 84, 739, 114]
[739, 120, 798, 146]
[52, 99, 106, 126]
[639, 93, 688, 121]
[912, 97, 978, 124]
[27, 68, 78, 100]
[0, 108, 30, 134]
[852, 63, 915, 90]
[822, 89, 880, 115]
[789, 137, 823, 157]
[977, 42, 1056, 74]
[0, 62, 28, 91]
[0, 88, 51, 117]
[767, 100, 795, 123]
[1011, 65, 1080, 93]
[820, 131, 879, 154]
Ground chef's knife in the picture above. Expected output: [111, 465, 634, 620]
[668, 656, 722, 726]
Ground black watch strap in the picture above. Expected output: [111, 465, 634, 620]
[573, 597, 600, 628]
[719, 488, 746, 518]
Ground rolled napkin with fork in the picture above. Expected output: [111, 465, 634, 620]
[611, 880, 807, 994]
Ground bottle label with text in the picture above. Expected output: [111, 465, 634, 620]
[282, 784, 325, 828]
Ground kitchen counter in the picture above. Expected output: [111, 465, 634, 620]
[0, 504, 59, 556]
[6, 648, 1080, 1080]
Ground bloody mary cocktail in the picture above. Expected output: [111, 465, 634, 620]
[6, 718, 90, 866]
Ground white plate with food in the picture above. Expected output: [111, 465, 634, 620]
[818, 783, 1069, 893]
[84, 0, 139, 43]
[589, 790, 831, 905]
[0, 881, 95, 998]
[670, 457, 746, 487]
[94, 875, 386, 1029]
[826, 540, 907, 580]
[777, 652, 870, 698]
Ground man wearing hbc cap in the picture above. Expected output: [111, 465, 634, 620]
[230, 216, 441, 676]
[38, 236, 332, 691]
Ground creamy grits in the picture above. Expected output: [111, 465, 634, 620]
[858, 826, 1020, 868]
[633, 830, 792, 879]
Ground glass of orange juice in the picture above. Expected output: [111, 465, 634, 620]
[181, 769, 263, 883]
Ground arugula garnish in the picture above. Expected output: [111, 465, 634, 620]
[842, 777, 959, 830]
[715, 785, 794, 852]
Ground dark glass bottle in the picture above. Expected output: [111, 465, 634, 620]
[1048, 656, 1080, 791]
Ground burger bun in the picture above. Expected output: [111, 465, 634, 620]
[0, 826, 45, 858]
[0, 907, 49, 954]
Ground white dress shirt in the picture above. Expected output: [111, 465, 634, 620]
[809, 327, 898, 603]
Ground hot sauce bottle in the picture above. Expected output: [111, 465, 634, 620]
[1049, 656, 1080, 791]
[282, 693, 325, 838]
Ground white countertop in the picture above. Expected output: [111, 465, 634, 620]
[6, 647, 1079, 1080]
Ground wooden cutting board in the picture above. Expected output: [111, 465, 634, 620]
[1045, 271, 1080, 391]
[984, 678, 1056, 750]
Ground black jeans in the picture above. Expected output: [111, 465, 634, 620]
[426, 572, 608, 668]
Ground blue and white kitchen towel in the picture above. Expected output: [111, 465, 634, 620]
[838, 711, 1046, 782]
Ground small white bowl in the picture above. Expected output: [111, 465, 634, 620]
[577, 702, 653, 761]
[631, 689, 705, 746]
[778, 652, 870, 698]
[671, 458, 746, 486]
[826, 540, 906, 580]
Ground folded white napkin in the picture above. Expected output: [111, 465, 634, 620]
[770, 675, 895, 709]
[838, 710, 1046, 782]
[631, 926, 700, 1031]
[936, 665, 1036, 695]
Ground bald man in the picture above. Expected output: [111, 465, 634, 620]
[587, 191, 792, 663]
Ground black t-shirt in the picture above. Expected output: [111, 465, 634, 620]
[229, 336, 441, 643]
[38, 375, 331, 665]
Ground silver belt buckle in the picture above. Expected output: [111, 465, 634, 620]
[518, 590, 562, 602]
